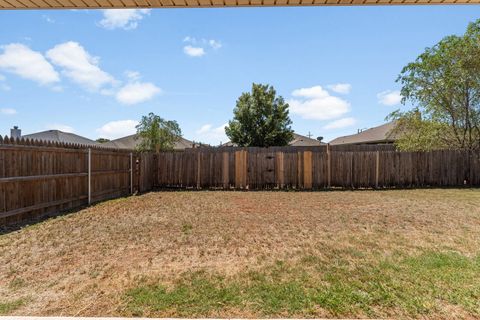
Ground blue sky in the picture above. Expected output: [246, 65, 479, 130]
[0, 6, 479, 144]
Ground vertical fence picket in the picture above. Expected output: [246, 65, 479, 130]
[88, 148, 91, 205]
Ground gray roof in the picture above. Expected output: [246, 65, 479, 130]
[329, 122, 398, 145]
[101, 134, 194, 150]
[290, 133, 326, 147]
[221, 132, 326, 147]
[22, 130, 98, 146]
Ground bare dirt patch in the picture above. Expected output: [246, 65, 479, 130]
[1, 189, 480, 318]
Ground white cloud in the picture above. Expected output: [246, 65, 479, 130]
[323, 117, 356, 130]
[99, 9, 151, 30]
[195, 123, 228, 145]
[183, 45, 205, 57]
[0, 43, 60, 85]
[289, 85, 351, 120]
[209, 39, 222, 50]
[51, 85, 63, 92]
[42, 15, 55, 23]
[0, 74, 10, 91]
[377, 90, 402, 106]
[96, 119, 138, 139]
[1, 108, 16, 115]
[292, 85, 330, 99]
[182, 37, 221, 56]
[46, 41, 116, 91]
[124, 70, 141, 81]
[115, 82, 161, 105]
[46, 123, 75, 133]
[327, 83, 351, 94]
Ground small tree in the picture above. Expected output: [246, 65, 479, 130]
[135, 112, 182, 153]
[392, 19, 480, 151]
[225, 83, 294, 147]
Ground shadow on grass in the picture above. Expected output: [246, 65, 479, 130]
[0, 206, 89, 235]
[0, 194, 136, 235]
[150, 185, 480, 193]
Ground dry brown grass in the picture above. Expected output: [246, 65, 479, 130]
[1, 189, 480, 318]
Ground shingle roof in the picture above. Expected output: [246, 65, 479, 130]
[101, 134, 194, 150]
[221, 132, 325, 147]
[329, 122, 398, 145]
[22, 130, 98, 146]
[290, 133, 326, 146]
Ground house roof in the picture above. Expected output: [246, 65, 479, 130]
[0, 0, 472, 10]
[22, 130, 98, 146]
[290, 133, 326, 147]
[101, 134, 194, 150]
[329, 122, 398, 145]
[221, 132, 325, 147]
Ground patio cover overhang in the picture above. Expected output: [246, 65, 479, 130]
[0, 0, 476, 10]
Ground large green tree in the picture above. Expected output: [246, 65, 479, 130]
[135, 113, 182, 153]
[391, 19, 480, 151]
[225, 83, 294, 147]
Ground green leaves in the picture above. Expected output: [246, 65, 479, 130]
[395, 19, 480, 151]
[225, 83, 294, 147]
[136, 112, 182, 153]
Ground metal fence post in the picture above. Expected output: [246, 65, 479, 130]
[88, 148, 91, 205]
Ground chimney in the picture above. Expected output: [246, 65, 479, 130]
[10, 126, 21, 139]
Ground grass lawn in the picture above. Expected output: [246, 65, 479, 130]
[1, 189, 480, 318]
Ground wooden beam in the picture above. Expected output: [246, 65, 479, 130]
[3, 0, 477, 8]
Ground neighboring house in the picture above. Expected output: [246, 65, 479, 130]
[221, 133, 325, 147]
[101, 134, 195, 150]
[20, 129, 98, 146]
[290, 133, 326, 147]
[329, 122, 397, 145]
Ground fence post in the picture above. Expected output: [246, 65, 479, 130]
[153, 154, 158, 188]
[88, 148, 91, 205]
[196, 152, 201, 189]
[222, 152, 229, 189]
[130, 152, 133, 194]
[304, 151, 312, 189]
[235, 150, 247, 189]
[350, 153, 354, 189]
[297, 151, 302, 188]
[276, 151, 284, 189]
[327, 144, 331, 189]
[375, 151, 380, 188]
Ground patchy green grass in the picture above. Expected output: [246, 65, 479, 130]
[125, 251, 480, 318]
[181, 222, 194, 235]
[2, 189, 480, 317]
[9, 277, 27, 290]
[0, 299, 25, 315]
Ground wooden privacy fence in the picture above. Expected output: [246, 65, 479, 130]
[0, 137, 149, 225]
[154, 147, 480, 189]
[1, 138, 479, 225]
